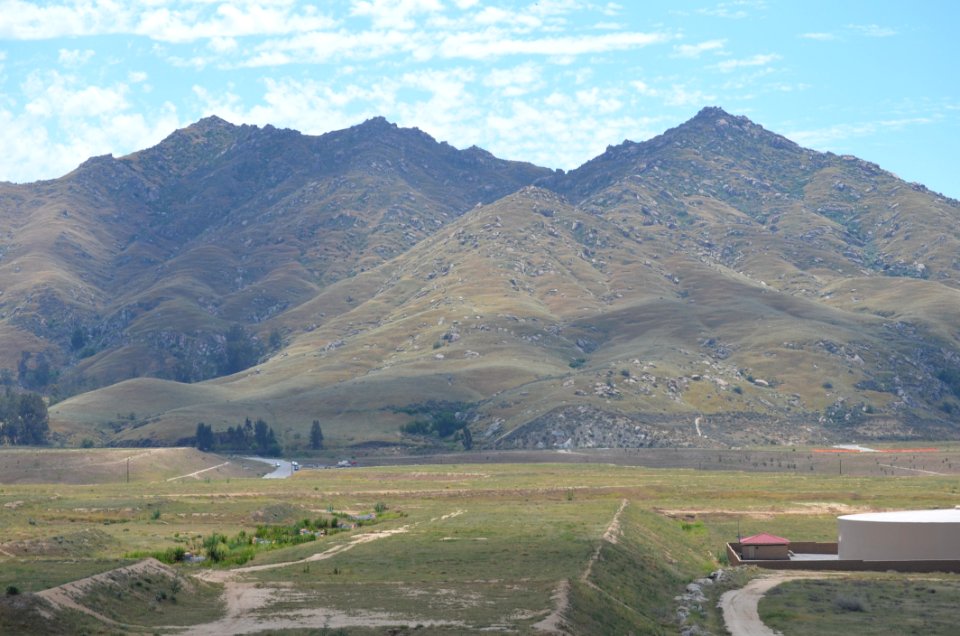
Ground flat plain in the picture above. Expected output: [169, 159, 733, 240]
[1, 446, 959, 634]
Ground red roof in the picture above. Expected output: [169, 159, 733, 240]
[740, 532, 790, 545]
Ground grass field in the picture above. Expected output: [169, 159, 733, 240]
[1, 447, 959, 633]
[760, 575, 960, 635]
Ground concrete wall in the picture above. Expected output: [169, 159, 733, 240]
[726, 542, 960, 574]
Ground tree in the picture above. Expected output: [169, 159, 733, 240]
[195, 422, 214, 452]
[269, 329, 283, 350]
[220, 325, 261, 375]
[70, 327, 87, 351]
[0, 391, 48, 445]
[310, 420, 324, 450]
[460, 426, 473, 451]
[16, 393, 49, 445]
[254, 418, 270, 449]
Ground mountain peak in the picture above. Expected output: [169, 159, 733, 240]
[356, 116, 398, 132]
[692, 105, 735, 121]
[187, 114, 236, 133]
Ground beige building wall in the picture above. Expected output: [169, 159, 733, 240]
[838, 509, 960, 561]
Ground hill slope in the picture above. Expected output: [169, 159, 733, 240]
[10, 108, 960, 448]
[0, 117, 551, 393]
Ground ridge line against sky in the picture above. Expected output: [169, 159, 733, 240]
[0, 0, 958, 199]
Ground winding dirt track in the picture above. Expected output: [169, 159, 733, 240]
[721, 572, 836, 636]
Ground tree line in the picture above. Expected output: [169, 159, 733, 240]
[0, 390, 50, 445]
[195, 417, 281, 456]
[194, 418, 326, 455]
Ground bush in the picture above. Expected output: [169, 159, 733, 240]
[569, 357, 587, 369]
[5, 585, 19, 596]
[732, 386, 743, 395]
[834, 595, 866, 612]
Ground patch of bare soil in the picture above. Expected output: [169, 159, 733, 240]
[658, 503, 868, 519]
[532, 579, 571, 635]
[184, 510, 481, 633]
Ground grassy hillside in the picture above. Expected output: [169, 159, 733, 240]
[11, 107, 960, 448]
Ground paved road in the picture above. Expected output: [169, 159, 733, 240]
[245, 457, 294, 479]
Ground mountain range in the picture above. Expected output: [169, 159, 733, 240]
[3, 107, 959, 450]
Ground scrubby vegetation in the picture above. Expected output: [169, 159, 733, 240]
[128, 508, 403, 567]
[397, 400, 473, 439]
[0, 390, 49, 445]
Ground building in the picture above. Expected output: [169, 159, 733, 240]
[739, 532, 790, 560]
[838, 508, 960, 561]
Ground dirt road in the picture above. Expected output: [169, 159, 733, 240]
[721, 572, 837, 636]
[720, 575, 790, 636]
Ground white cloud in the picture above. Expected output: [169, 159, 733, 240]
[799, 32, 837, 41]
[350, 0, 443, 31]
[715, 53, 780, 73]
[629, 81, 718, 108]
[437, 30, 673, 60]
[787, 117, 937, 148]
[481, 93, 664, 169]
[0, 1, 337, 42]
[484, 63, 544, 96]
[849, 24, 896, 38]
[673, 38, 726, 58]
[663, 85, 716, 107]
[631, 80, 658, 97]
[57, 48, 95, 67]
[0, 77, 180, 184]
[22, 71, 128, 119]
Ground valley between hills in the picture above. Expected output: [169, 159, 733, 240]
[1, 106, 959, 451]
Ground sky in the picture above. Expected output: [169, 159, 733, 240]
[1, 0, 958, 199]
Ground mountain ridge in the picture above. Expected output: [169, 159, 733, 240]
[0, 107, 958, 450]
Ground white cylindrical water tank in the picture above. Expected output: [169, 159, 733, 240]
[838, 509, 960, 561]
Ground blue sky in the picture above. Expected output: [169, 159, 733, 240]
[1, 1, 958, 199]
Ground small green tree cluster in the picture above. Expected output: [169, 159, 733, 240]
[310, 419, 324, 450]
[0, 390, 50, 445]
[398, 401, 473, 448]
[194, 417, 281, 455]
[17, 351, 54, 390]
[218, 325, 263, 376]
